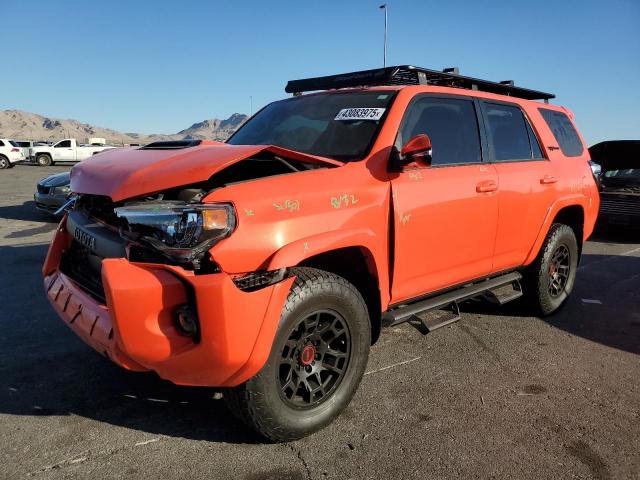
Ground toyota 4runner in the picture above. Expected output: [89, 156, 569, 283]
[43, 65, 599, 441]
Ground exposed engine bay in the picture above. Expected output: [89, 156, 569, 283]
[63, 152, 332, 279]
[148, 151, 327, 203]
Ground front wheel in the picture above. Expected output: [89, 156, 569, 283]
[0, 156, 9, 169]
[523, 223, 579, 316]
[225, 267, 371, 442]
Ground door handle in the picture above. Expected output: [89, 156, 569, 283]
[476, 180, 498, 193]
[540, 175, 558, 185]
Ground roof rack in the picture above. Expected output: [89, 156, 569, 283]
[285, 65, 554, 101]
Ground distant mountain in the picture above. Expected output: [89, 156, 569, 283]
[176, 113, 248, 140]
[0, 109, 248, 144]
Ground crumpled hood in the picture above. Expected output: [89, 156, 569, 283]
[70, 143, 341, 202]
[589, 140, 640, 171]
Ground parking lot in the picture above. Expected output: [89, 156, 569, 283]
[1, 164, 638, 479]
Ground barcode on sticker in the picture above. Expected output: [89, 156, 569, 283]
[334, 108, 385, 121]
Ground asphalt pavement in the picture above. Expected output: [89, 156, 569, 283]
[1, 164, 638, 479]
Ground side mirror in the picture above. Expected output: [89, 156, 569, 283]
[400, 134, 432, 167]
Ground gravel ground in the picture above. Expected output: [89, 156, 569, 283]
[1, 164, 639, 480]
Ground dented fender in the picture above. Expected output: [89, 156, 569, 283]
[265, 228, 378, 270]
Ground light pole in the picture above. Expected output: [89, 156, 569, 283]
[379, 4, 387, 67]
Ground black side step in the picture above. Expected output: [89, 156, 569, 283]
[382, 272, 523, 331]
[484, 279, 523, 305]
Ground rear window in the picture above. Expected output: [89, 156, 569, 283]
[539, 108, 583, 157]
[483, 102, 536, 161]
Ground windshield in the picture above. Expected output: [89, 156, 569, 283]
[227, 91, 396, 161]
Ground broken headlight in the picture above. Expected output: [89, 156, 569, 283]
[114, 202, 235, 264]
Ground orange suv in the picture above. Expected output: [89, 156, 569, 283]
[43, 66, 599, 441]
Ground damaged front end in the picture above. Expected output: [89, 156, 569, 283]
[44, 147, 322, 386]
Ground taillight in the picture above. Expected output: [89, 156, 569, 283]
[588, 160, 602, 186]
[11, 148, 20, 152]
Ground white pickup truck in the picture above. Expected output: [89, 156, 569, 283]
[30, 139, 116, 166]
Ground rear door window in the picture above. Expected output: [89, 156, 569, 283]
[397, 96, 482, 166]
[482, 102, 536, 161]
[539, 108, 583, 157]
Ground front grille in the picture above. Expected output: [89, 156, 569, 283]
[77, 195, 122, 226]
[35, 202, 58, 212]
[60, 240, 107, 303]
[599, 196, 640, 216]
[37, 184, 50, 194]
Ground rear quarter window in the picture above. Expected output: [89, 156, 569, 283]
[539, 108, 584, 157]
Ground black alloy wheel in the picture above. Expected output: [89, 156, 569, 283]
[279, 309, 351, 409]
[225, 267, 370, 442]
[524, 223, 579, 316]
[548, 244, 571, 298]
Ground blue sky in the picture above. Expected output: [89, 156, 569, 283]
[1, 0, 638, 144]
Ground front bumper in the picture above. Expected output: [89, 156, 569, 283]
[34, 191, 66, 214]
[43, 218, 295, 387]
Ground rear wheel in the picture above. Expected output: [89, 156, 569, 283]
[225, 267, 370, 442]
[0, 156, 9, 169]
[524, 223, 579, 315]
[37, 154, 53, 166]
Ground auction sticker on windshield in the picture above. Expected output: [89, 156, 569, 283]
[334, 108, 386, 121]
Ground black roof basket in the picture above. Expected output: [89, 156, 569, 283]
[285, 65, 554, 101]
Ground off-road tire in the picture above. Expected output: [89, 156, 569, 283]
[523, 223, 579, 316]
[224, 267, 371, 442]
[0, 156, 9, 169]
[37, 154, 53, 166]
